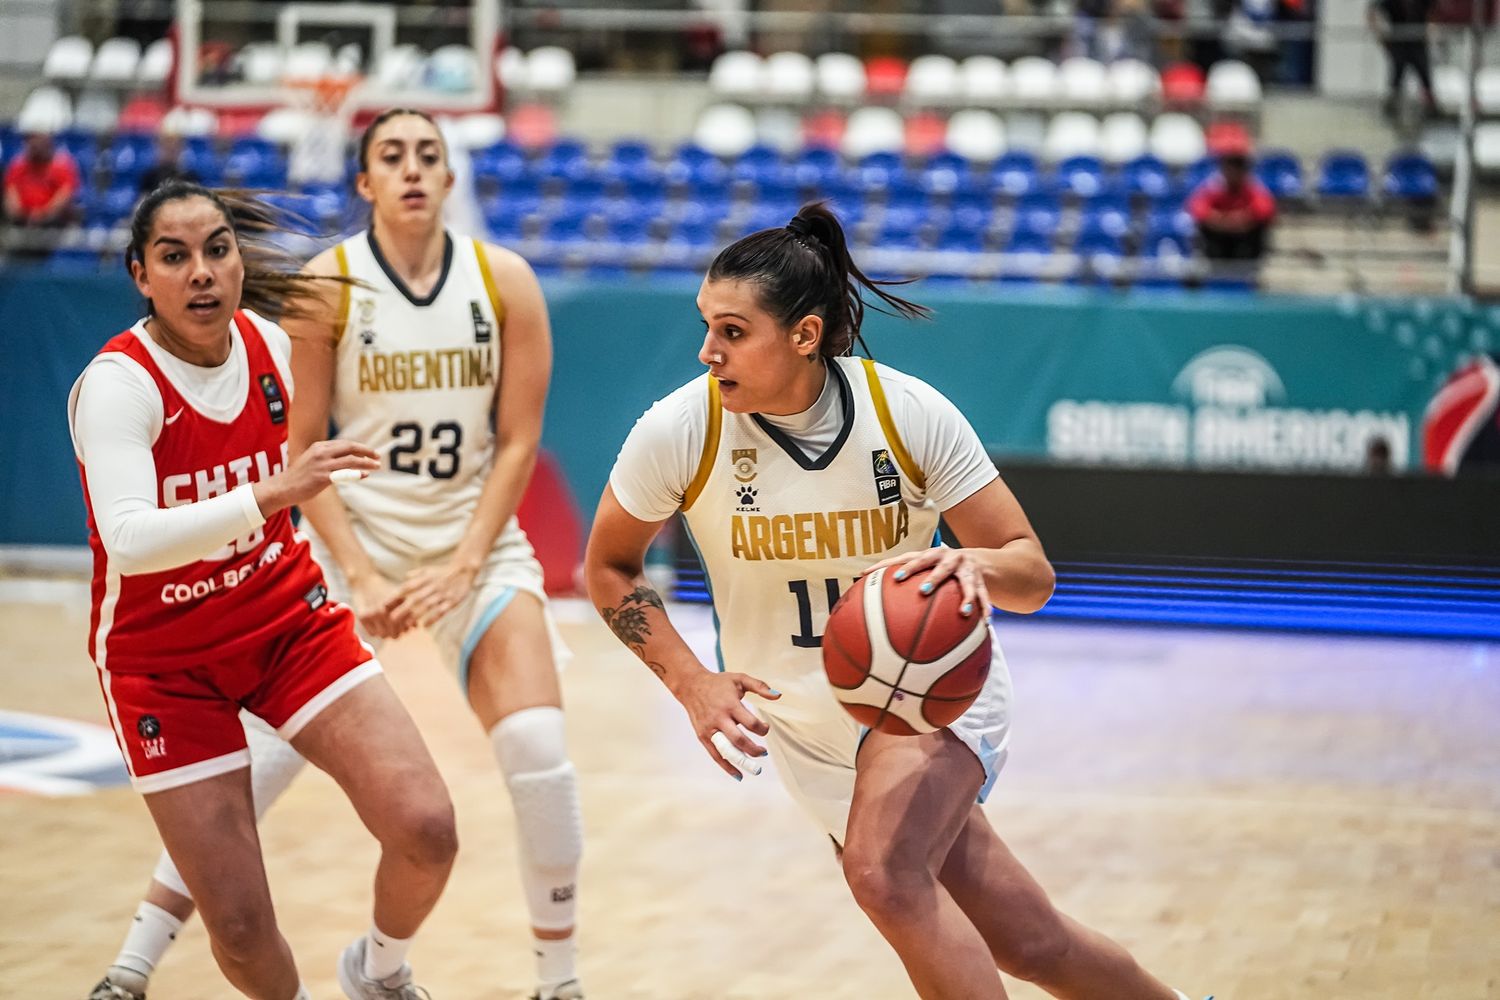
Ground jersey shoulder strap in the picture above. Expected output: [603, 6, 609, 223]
[332, 241, 352, 344]
[859, 358, 926, 491]
[680, 377, 722, 513]
[472, 238, 507, 328]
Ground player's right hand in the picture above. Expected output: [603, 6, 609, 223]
[673, 670, 780, 780]
[256, 440, 380, 515]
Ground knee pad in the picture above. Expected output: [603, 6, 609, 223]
[490, 707, 583, 928]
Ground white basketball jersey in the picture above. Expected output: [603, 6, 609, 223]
[681, 356, 941, 724]
[329, 230, 512, 559]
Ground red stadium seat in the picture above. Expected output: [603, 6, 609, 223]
[1205, 120, 1253, 157]
[1161, 62, 1206, 106]
[507, 102, 559, 150]
[117, 95, 166, 133]
[865, 57, 908, 100]
[904, 111, 948, 157]
[801, 109, 846, 151]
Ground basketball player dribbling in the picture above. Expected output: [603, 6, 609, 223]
[586, 203, 1209, 999]
[90, 109, 586, 1000]
[70, 182, 457, 1000]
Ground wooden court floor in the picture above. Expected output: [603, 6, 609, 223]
[1, 578, 1497, 999]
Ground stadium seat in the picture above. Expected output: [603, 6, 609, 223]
[1160, 62, 1206, 106]
[764, 51, 816, 103]
[73, 92, 119, 135]
[1073, 221, 1126, 282]
[1477, 67, 1500, 116]
[496, 46, 528, 90]
[1149, 113, 1206, 167]
[959, 56, 1009, 105]
[1043, 112, 1101, 161]
[1254, 149, 1304, 200]
[138, 38, 173, 85]
[756, 107, 804, 153]
[1205, 59, 1263, 110]
[817, 53, 867, 103]
[1108, 59, 1160, 106]
[1058, 57, 1109, 109]
[161, 106, 218, 139]
[44, 36, 93, 82]
[1081, 193, 1132, 238]
[945, 109, 1006, 163]
[1013, 192, 1062, 237]
[17, 86, 72, 135]
[843, 106, 905, 159]
[55, 131, 97, 175]
[694, 103, 758, 158]
[1099, 112, 1149, 164]
[1432, 66, 1468, 116]
[522, 47, 574, 97]
[904, 112, 947, 157]
[1010, 57, 1058, 105]
[905, 54, 960, 106]
[920, 150, 971, 193]
[236, 41, 284, 85]
[865, 57, 908, 100]
[425, 45, 480, 93]
[1316, 150, 1370, 199]
[801, 109, 847, 151]
[1005, 111, 1047, 152]
[709, 51, 763, 99]
[1054, 155, 1106, 198]
[259, 107, 314, 146]
[1002, 228, 1054, 282]
[1383, 151, 1438, 201]
[1475, 123, 1500, 177]
[91, 37, 141, 83]
[1120, 154, 1172, 199]
[991, 151, 1041, 197]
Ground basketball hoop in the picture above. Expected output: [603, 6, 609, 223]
[284, 72, 362, 187]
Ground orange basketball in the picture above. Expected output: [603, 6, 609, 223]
[823, 566, 992, 735]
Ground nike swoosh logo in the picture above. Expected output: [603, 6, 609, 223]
[164, 408, 184, 425]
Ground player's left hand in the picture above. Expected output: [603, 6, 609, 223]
[385, 560, 480, 629]
[861, 546, 992, 619]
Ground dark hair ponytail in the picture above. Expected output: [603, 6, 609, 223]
[707, 201, 930, 357]
[125, 181, 359, 321]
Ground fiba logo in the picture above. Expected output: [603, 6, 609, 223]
[1171, 347, 1286, 409]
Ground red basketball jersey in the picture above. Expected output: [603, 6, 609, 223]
[81, 312, 328, 674]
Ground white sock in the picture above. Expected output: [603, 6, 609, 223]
[535, 934, 578, 990]
[291, 985, 313, 1000]
[111, 901, 183, 980]
[363, 925, 412, 981]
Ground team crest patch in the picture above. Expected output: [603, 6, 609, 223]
[469, 301, 493, 344]
[355, 297, 377, 348]
[136, 714, 167, 760]
[258, 374, 286, 425]
[732, 448, 758, 483]
[872, 449, 901, 505]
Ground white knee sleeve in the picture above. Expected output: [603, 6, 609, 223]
[152, 715, 308, 899]
[490, 706, 583, 931]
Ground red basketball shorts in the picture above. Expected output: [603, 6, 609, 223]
[96, 602, 380, 793]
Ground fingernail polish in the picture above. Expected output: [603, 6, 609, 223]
[920, 582, 933, 594]
[769, 688, 781, 696]
[893, 570, 906, 580]
[733, 773, 742, 782]
[962, 602, 973, 615]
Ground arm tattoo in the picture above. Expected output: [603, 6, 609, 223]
[600, 585, 667, 660]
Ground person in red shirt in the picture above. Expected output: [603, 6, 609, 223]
[4, 130, 80, 228]
[1186, 146, 1277, 268]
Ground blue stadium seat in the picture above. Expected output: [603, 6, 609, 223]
[1001, 229, 1053, 283]
[947, 192, 993, 237]
[1013, 192, 1062, 238]
[87, 184, 138, 226]
[223, 140, 286, 189]
[1147, 204, 1196, 240]
[179, 137, 222, 186]
[1072, 221, 1126, 282]
[920, 151, 971, 196]
[936, 228, 985, 253]
[1180, 156, 1218, 196]
[1120, 155, 1172, 200]
[1081, 193, 1132, 239]
[672, 217, 721, 247]
[537, 139, 591, 184]
[56, 130, 98, 176]
[791, 147, 841, 188]
[854, 154, 904, 195]
[1141, 217, 1193, 259]
[105, 135, 157, 182]
[991, 152, 1040, 198]
[472, 140, 530, 185]
[1317, 150, 1370, 199]
[1255, 149, 1303, 200]
[744, 199, 802, 234]
[729, 145, 784, 185]
[1383, 151, 1437, 201]
[1053, 155, 1106, 199]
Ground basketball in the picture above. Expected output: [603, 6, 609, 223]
[822, 566, 992, 735]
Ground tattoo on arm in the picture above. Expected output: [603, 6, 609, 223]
[600, 585, 667, 662]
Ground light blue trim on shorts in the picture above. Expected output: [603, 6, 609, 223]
[975, 736, 1003, 802]
[458, 585, 518, 693]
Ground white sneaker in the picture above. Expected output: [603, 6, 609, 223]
[87, 975, 146, 1000]
[531, 981, 584, 1000]
[337, 937, 431, 1000]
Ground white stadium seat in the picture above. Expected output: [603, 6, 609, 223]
[452, 112, 506, 149]
[44, 36, 94, 82]
[1206, 59, 1263, 109]
[17, 86, 72, 134]
[709, 50, 764, 98]
[755, 106, 803, 153]
[1149, 112, 1207, 166]
[842, 105, 905, 158]
[1475, 123, 1500, 175]
[73, 92, 120, 134]
[139, 38, 174, 85]
[764, 51, 816, 103]
[1058, 57, 1109, 108]
[496, 46, 528, 90]
[694, 102, 758, 158]
[1108, 58, 1160, 105]
[91, 37, 141, 83]
[945, 109, 1006, 162]
[526, 47, 577, 94]
[1010, 56, 1059, 105]
[1005, 111, 1047, 151]
[959, 56, 1009, 105]
[237, 42, 284, 86]
[161, 106, 219, 137]
[905, 54, 960, 106]
[1432, 66, 1467, 116]
[425, 44, 479, 92]
[1477, 67, 1500, 116]
[1043, 111, 1101, 160]
[1099, 111, 1149, 163]
[816, 52, 867, 102]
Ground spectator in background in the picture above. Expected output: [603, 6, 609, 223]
[3, 130, 81, 259]
[137, 133, 198, 196]
[1368, 0, 1433, 117]
[1066, 0, 1156, 64]
[1187, 137, 1277, 278]
[1365, 436, 1394, 475]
